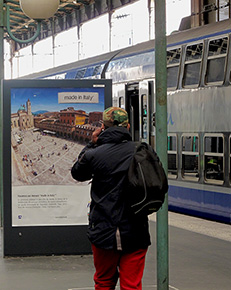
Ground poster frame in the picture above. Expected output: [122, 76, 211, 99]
[3, 78, 112, 256]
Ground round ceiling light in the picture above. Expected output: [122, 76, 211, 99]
[20, 0, 60, 20]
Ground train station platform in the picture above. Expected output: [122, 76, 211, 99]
[0, 212, 230, 290]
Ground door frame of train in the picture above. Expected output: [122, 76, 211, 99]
[139, 80, 155, 144]
[113, 81, 155, 143]
[112, 83, 126, 110]
[112, 82, 139, 141]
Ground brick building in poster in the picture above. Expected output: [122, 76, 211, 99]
[34, 107, 102, 143]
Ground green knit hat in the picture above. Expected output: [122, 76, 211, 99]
[103, 107, 128, 127]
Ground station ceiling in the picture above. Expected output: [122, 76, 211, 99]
[4, 0, 138, 49]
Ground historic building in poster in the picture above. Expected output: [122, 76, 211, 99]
[59, 107, 89, 126]
[11, 99, 34, 130]
[34, 107, 103, 143]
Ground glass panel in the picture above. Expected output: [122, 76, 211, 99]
[75, 68, 87, 79]
[230, 136, 231, 182]
[168, 136, 177, 151]
[230, 136, 231, 154]
[167, 66, 179, 88]
[119, 96, 124, 108]
[208, 37, 228, 57]
[219, 0, 229, 20]
[168, 154, 177, 177]
[182, 136, 199, 152]
[183, 62, 201, 86]
[85, 66, 95, 77]
[141, 94, 148, 140]
[182, 154, 199, 179]
[107, 51, 154, 72]
[182, 135, 199, 180]
[185, 43, 203, 61]
[205, 136, 223, 153]
[204, 136, 224, 183]
[168, 135, 177, 178]
[205, 155, 224, 180]
[65, 70, 78, 79]
[93, 65, 103, 76]
[206, 57, 225, 83]
[167, 48, 181, 65]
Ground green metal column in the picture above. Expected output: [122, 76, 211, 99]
[154, 0, 169, 289]
[0, 0, 4, 227]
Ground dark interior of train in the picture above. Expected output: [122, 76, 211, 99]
[126, 83, 140, 142]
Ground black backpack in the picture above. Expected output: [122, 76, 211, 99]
[126, 142, 168, 216]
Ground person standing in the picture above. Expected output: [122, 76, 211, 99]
[71, 107, 151, 290]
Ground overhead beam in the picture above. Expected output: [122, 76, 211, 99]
[3, 0, 139, 50]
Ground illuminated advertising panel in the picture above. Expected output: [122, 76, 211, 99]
[3, 79, 112, 256]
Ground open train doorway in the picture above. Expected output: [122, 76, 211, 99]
[125, 81, 154, 144]
[126, 83, 139, 141]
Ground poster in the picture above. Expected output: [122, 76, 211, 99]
[11, 86, 105, 227]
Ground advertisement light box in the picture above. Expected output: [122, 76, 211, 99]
[3, 79, 112, 256]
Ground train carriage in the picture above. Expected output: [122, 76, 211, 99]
[21, 19, 231, 223]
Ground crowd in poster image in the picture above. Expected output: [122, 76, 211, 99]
[20, 132, 73, 177]
[11, 127, 83, 186]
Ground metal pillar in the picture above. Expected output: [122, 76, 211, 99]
[0, 0, 4, 226]
[0, 0, 44, 227]
[154, 0, 169, 289]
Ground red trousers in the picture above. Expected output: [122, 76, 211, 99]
[92, 244, 148, 290]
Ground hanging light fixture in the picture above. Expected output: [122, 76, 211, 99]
[3, 0, 60, 43]
[20, 0, 60, 20]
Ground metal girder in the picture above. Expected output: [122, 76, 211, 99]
[3, 0, 138, 50]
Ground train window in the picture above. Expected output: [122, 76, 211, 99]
[167, 66, 179, 89]
[85, 67, 95, 77]
[205, 37, 228, 84]
[167, 48, 181, 65]
[230, 135, 231, 183]
[219, 0, 230, 20]
[229, 135, 231, 183]
[119, 96, 125, 109]
[107, 51, 154, 72]
[183, 43, 203, 87]
[181, 134, 199, 181]
[93, 65, 103, 76]
[185, 43, 203, 61]
[75, 68, 86, 79]
[141, 94, 148, 140]
[208, 38, 228, 56]
[167, 48, 181, 89]
[168, 134, 177, 179]
[204, 134, 224, 184]
[65, 70, 78, 79]
[130, 52, 154, 68]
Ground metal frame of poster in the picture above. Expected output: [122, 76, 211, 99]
[3, 79, 112, 256]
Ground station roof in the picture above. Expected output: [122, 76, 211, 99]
[4, 0, 138, 49]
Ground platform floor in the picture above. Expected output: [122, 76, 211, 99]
[0, 212, 231, 290]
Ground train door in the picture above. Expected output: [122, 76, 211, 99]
[126, 80, 154, 144]
[112, 84, 126, 109]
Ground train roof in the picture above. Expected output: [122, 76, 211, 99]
[19, 19, 231, 80]
[19, 48, 124, 80]
[117, 18, 231, 57]
[167, 18, 231, 46]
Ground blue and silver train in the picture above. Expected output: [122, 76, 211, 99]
[22, 19, 231, 224]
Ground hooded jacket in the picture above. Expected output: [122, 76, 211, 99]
[71, 126, 151, 252]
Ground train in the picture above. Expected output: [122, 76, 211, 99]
[21, 19, 231, 224]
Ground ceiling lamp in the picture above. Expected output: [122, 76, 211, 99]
[20, 0, 60, 20]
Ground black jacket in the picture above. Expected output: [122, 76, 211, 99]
[71, 126, 151, 252]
